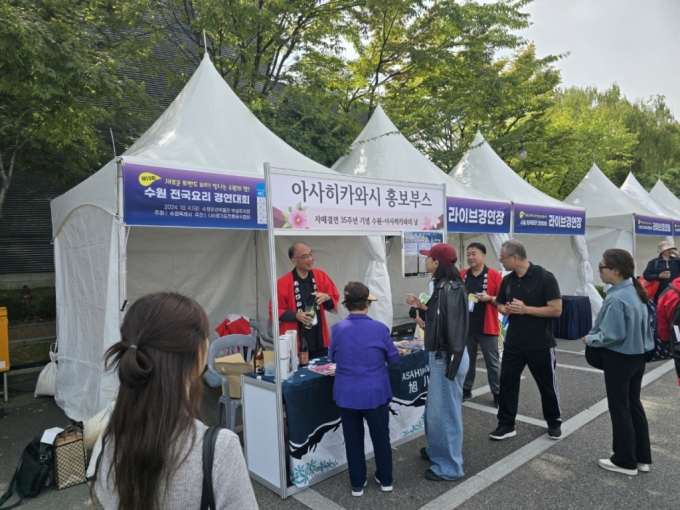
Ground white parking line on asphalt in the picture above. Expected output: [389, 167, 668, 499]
[462, 401, 546, 428]
[556, 363, 603, 374]
[293, 487, 345, 510]
[554, 348, 585, 355]
[419, 360, 676, 510]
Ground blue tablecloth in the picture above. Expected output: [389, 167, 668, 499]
[245, 351, 429, 487]
[553, 295, 592, 340]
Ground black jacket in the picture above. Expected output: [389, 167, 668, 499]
[412, 278, 469, 380]
[643, 255, 680, 300]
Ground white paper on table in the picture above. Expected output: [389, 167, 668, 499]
[41, 427, 64, 445]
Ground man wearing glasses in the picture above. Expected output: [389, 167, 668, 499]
[270, 243, 340, 359]
[490, 240, 563, 441]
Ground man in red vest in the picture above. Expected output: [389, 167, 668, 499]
[270, 243, 339, 358]
[460, 242, 502, 406]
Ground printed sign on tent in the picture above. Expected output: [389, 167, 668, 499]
[673, 220, 680, 237]
[446, 197, 510, 234]
[403, 231, 445, 277]
[123, 163, 267, 229]
[513, 204, 586, 235]
[634, 214, 673, 236]
[270, 171, 444, 232]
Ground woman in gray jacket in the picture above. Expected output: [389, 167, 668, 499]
[583, 249, 654, 476]
[407, 243, 469, 482]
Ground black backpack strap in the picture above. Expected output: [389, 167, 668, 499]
[200, 426, 220, 510]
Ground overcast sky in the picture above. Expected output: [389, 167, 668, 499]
[516, 0, 680, 116]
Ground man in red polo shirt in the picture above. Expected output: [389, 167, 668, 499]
[270, 243, 339, 359]
[460, 242, 502, 406]
[657, 275, 680, 386]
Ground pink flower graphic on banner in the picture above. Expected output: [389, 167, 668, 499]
[423, 216, 432, 230]
[289, 209, 308, 229]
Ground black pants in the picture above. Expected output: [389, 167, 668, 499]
[600, 348, 652, 469]
[497, 344, 562, 428]
[339, 403, 393, 489]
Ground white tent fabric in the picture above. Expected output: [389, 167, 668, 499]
[450, 132, 601, 314]
[620, 172, 680, 221]
[50, 54, 392, 420]
[564, 164, 672, 283]
[649, 179, 680, 219]
[332, 105, 511, 323]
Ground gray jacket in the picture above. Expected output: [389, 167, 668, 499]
[423, 278, 469, 380]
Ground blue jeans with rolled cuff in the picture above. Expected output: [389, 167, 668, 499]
[424, 349, 469, 480]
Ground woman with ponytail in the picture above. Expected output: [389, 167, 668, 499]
[92, 292, 257, 510]
[582, 249, 654, 477]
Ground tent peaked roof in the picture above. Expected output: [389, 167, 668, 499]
[332, 105, 502, 201]
[564, 164, 661, 230]
[450, 132, 580, 210]
[124, 53, 331, 175]
[650, 179, 680, 218]
[620, 172, 677, 219]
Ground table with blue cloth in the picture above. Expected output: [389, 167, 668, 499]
[246, 350, 429, 488]
[553, 295, 592, 340]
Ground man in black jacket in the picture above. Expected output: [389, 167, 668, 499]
[490, 240, 563, 441]
[407, 243, 469, 482]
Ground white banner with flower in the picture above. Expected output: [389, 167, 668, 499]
[270, 169, 445, 232]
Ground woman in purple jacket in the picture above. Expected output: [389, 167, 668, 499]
[330, 282, 401, 497]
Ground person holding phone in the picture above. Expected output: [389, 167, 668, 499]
[642, 240, 680, 301]
[406, 243, 469, 482]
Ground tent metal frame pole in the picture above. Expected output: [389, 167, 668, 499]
[632, 214, 638, 275]
[116, 157, 128, 324]
[264, 163, 288, 499]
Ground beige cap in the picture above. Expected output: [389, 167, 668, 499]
[657, 240, 677, 253]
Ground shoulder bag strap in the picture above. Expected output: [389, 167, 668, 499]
[0, 447, 27, 508]
[200, 426, 220, 510]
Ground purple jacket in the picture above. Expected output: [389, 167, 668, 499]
[329, 314, 400, 409]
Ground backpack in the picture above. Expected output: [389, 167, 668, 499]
[644, 300, 672, 362]
[0, 438, 53, 509]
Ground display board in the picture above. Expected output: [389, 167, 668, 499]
[402, 231, 445, 277]
[123, 162, 267, 229]
[512, 203, 586, 235]
[270, 171, 445, 232]
[633, 214, 674, 236]
[446, 197, 510, 234]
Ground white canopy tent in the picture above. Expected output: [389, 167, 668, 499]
[621, 172, 680, 221]
[564, 164, 673, 285]
[332, 105, 511, 324]
[50, 54, 392, 421]
[650, 179, 680, 219]
[451, 132, 602, 314]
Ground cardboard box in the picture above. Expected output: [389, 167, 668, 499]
[213, 351, 276, 398]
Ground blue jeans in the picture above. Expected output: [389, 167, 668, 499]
[424, 349, 469, 480]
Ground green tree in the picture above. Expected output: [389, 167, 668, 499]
[0, 0, 154, 219]
[151, 0, 361, 101]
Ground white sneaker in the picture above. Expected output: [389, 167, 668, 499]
[637, 463, 650, 473]
[598, 459, 637, 476]
[375, 475, 393, 492]
[352, 480, 367, 497]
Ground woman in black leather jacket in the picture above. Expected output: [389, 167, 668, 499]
[407, 243, 469, 482]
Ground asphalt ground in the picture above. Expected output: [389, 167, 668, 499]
[1, 339, 678, 509]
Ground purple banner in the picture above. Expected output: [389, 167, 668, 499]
[634, 214, 673, 236]
[674, 220, 680, 237]
[123, 163, 266, 229]
[446, 197, 511, 234]
[513, 203, 585, 235]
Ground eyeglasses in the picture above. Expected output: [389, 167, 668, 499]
[293, 250, 315, 261]
[499, 254, 514, 261]
[598, 264, 610, 272]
